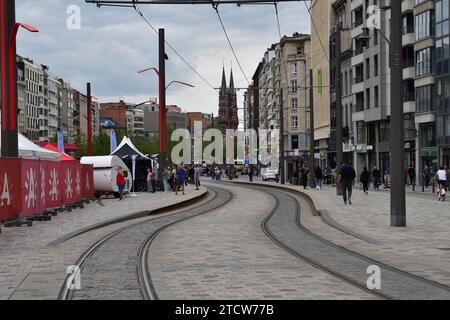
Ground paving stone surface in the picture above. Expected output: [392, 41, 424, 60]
[0, 187, 206, 300]
[72, 186, 231, 300]
[234, 178, 450, 288]
[148, 182, 377, 300]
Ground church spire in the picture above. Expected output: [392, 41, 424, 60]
[229, 68, 235, 93]
[220, 66, 227, 96]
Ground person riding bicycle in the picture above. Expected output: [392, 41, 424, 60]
[435, 166, 447, 201]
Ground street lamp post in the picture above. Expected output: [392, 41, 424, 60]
[1, 0, 38, 157]
[138, 69, 194, 155]
[390, 1, 406, 227]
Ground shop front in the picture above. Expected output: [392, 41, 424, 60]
[421, 147, 439, 175]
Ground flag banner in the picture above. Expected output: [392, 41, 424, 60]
[111, 129, 118, 154]
[58, 130, 65, 153]
[317, 69, 323, 95]
[132, 155, 137, 182]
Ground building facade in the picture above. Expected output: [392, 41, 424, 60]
[218, 68, 239, 130]
[249, 33, 311, 179]
[325, 0, 443, 183]
[311, 0, 332, 168]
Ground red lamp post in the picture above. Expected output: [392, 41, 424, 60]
[1, 0, 38, 157]
[138, 67, 194, 156]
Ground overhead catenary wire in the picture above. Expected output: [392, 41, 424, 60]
[213, 5, 251, 86]
[134, 4, 217, 91]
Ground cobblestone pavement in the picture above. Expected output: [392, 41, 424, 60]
[260, 187, 450, 299]
[149, 182, 377, 300]
[72, 186, 232, 300]
[0, 187, 206, 300]
[235, 178, 450, 288]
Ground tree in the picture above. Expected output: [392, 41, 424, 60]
[92, 130, 111, 156]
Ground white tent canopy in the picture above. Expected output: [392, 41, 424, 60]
[111, 136, 149, 159]
[0, 133, 60, 161]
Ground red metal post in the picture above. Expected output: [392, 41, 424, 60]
[87, 83, 93, 156]
[0, 0, 17, 157]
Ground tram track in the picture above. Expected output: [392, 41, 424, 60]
[255, 184, 450, 300]
[58, 185, 233, 300]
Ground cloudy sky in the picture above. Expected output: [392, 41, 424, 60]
[16, 0, 310, 115]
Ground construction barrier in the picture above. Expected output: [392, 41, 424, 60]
[0, 158, 94, 223]
[0, 158, 23, 221]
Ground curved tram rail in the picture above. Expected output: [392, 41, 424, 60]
[58, 186, 233, 300]
[257, 185, 450, 300]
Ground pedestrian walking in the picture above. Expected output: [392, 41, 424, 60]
[172, 167, 177, 192]
[372, 167, 381, 191]
[146, 168, 152, 193]
[184, 166, 189, 187]
[315, 166, 323, 190]
[301, 165, 309, 189]
[422, 167, 430, 189]
[408, 165, 415, 186]
[337, 161, 356, 205]
[360, 167, 370, 195]
[194, 165, 202, 190]
[189, 166, 195, 185]
[162, 167, 169, 192]
[151, 167, 158, 193]
[176, 165, 186, 195]
[116, 167, 125, 201]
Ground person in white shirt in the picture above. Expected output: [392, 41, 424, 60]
[435, 166, 448, 200]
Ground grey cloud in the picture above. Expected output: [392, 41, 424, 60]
[16, 0, 310, 114]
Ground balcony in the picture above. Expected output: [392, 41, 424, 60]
[354, 103, 364, 113]
[402, 0, 414, 12]
[351, 47, 364, 66]
[403, 66, 415, 80]
[402, 32, 415, 46]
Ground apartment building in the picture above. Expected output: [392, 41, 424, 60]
[435, 0, 450, 165]
[16, 57, 26, 135]
[250, 33, 311, 179]
[244, 63, 261, 132]
[21, 58, 45, 142]
[277, 33, 312, 179]
[46, 73, 60, 140]
[326, 0, 441, 181]
[59, 79, 75, 144]
[311, 0, 332, 168]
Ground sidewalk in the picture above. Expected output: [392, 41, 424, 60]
[235, 178, 450, 287]
[0, 186, 206, 300]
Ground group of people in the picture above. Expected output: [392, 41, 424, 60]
[153, 165, 202, 196]
[114, 165, 203, 201]
[210, 166, 238, 181]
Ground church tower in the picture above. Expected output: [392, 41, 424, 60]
[218, 67, 239, 130]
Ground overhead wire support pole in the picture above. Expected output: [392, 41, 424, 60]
[335, 24, 343, 196]
[390, 0, 406, 227]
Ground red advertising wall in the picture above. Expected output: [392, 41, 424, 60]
[0, 158, 22, 222]
[0, 158, 94, 223]
[42, 160, 63, 209]
[61, 162, 81, 206]
[20, 159, 41, 218]
[82, 164, 94, 200]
